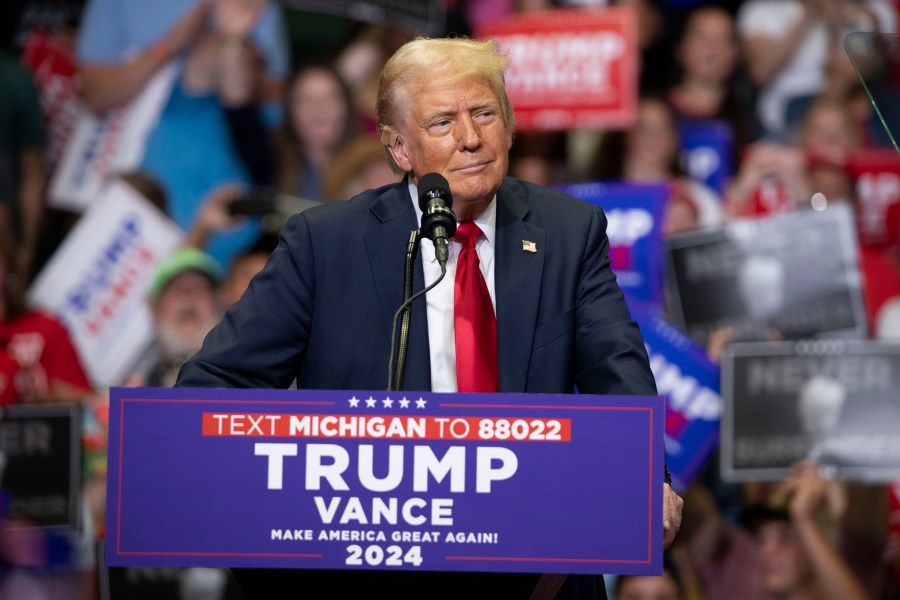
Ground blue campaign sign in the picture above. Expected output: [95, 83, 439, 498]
[632, 309, 721, 492]
[558, 181, 668, 309]
[679, 121, 734, 195]
[105, 388, 664, 576]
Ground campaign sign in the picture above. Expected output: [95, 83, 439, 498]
[48, 63, 177, 212]
[558, 181, 668, 309]
[28, 180, 184, 388]
[20, 28, 80, 174]
[666, 204, 868, 346]
[679, 121, 734, 196]
[633, 309, 721, 492]
[0, 403, 82, 529]
[721, 339, 900, 482]
[476, 7, 638, 131]
[105, 388, 664, 575]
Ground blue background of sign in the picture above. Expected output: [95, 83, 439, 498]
[557, 181, 668, 310]
[105, 388, 664, 576]
[632, 308, 721, 492]
[679, 121, 734, 196]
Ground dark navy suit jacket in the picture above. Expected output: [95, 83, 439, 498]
[176, 176, 658, 599]
[177, 176, 655, 397]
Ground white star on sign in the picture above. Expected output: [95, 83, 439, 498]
[366, 396, 377, 408]
[348, 396, 360, 408]
[399, 397, 410, 409]
[382, 397, 394, 408]
[415, 397, 427, 409]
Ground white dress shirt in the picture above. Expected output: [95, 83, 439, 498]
[408, 180, 497, 392]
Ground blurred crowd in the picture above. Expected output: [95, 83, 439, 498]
[1, 0, 900, 598]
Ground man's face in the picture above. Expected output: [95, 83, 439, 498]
[153, 271, 220, 358]
[756, 521, 813, 596]
[388, 74, 513, 216]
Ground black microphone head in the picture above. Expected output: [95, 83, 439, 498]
[417, 172, 452, 212]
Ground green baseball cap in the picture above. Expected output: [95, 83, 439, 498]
[149, 247, 222, 301]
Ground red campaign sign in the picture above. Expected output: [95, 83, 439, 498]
[476, 7, 638, 132]
[847, 148, 900, 248]
[19, 29, 80, 172]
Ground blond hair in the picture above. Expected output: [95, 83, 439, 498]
[376, 37, 515, 169]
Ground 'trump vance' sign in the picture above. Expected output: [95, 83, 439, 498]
[106, 388, 664, 576]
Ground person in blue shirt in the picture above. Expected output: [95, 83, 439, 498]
[74, 0, 290, 268]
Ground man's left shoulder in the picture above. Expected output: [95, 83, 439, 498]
[502, 177, 600, 220]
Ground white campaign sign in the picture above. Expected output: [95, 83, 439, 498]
[48, 62, 178, 212]
[28, 181, 184, 387]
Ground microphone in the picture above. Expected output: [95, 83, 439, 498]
[418, 173, 457, 269]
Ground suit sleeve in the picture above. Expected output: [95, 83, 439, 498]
[176, 213, 316, 389]
[573, 205, 658, 397]
[573, 205, 670, 483]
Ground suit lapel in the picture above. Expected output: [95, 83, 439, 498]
[365, 180, 432, 392]
[495, 181, 544, 392]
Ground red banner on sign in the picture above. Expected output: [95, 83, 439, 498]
[201, 412, 572, 441]
[476, 7, 638, 132]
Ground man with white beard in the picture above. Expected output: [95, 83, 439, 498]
[141, 247, 223, 388]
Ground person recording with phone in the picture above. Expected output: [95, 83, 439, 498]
[176, 36, 683, 599]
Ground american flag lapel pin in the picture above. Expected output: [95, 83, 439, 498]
[522, 240, 537, 253]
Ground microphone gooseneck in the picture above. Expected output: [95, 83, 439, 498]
[417, 172, 457, 268]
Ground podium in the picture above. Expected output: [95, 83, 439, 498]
[104, 387, 664, 576]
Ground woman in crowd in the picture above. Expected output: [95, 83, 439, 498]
[0, 231, 92, 404]
[590, 95, 724, 236]
[274, 62, 360, 201]
[666, 4, 759, 172]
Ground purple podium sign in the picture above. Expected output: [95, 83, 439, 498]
[105, 388, 664, 576]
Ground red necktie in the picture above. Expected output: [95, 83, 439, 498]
[454, 221, 498, 392]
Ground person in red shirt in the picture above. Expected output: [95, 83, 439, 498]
[0, 234, 93, 404]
